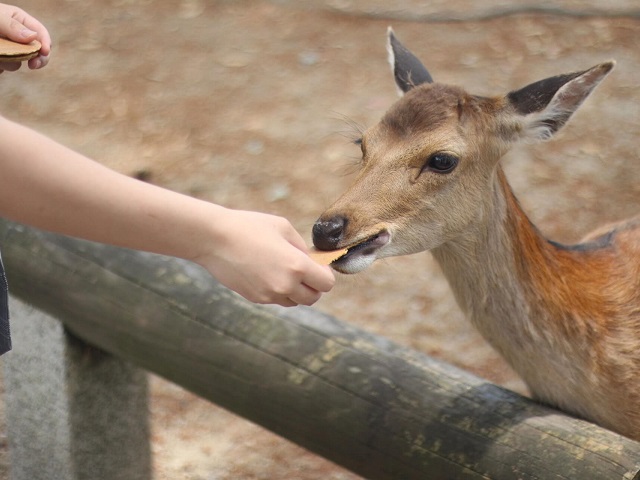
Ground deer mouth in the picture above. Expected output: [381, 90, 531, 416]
[332, 230, 390, 273]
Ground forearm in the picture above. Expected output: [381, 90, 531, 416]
[0, 116, 221, 262]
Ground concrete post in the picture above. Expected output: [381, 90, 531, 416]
[2, 296, 152, 480]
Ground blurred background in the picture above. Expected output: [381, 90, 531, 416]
[0, 0, 638, 478]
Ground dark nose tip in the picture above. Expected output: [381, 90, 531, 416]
[312, 216, 347, 251]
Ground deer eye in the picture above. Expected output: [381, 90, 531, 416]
[354, 137, 366, 157]
[424, 153, 458, 174]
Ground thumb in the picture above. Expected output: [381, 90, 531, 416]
[0, 16, 37, 43]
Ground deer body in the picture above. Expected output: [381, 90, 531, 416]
[434, 168, 640, 438]
[313, 29, 640, 439]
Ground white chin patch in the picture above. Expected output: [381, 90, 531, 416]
[333, 254, 376, 274]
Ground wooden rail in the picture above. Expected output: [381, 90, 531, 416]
[1, 218, 639, 480]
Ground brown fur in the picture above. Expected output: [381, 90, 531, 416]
[313, 44, 639, 438]
[498, 170, 640, 437]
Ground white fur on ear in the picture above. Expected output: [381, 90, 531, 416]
[514, 61, 615, 143]
[386, 27, 433, 96]
[521, 105, 574, 143]
[386, 27, 403, 97]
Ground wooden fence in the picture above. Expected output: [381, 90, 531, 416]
[1, 218, 639, 480]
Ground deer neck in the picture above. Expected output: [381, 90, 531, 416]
[430, 166, 583, 365]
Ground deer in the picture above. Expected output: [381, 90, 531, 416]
[312, 28, 640, 440]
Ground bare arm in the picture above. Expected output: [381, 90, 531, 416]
[0, 117, 335, 306]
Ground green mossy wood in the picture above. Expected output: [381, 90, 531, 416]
[1, 219, 639, 480]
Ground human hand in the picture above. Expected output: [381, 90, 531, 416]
[0, 3, 51, 73]
[197, 209, 336, 307]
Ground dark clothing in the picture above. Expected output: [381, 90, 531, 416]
[0, 252, 11, 355]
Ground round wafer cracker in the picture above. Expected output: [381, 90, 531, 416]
[0, 38, 41, 62]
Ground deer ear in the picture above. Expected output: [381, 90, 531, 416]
[507, 61, 615, 142]
[387, 27, 433, 95]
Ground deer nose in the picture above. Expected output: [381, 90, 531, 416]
[312, 215, 347, 251]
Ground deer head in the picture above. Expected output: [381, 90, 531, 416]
[312, 28, 614, 274]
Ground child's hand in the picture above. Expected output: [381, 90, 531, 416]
[0, 3, 51, 73]
[196, 209, 336, 307]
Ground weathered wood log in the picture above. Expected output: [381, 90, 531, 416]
[1, 219, 639, 480]
[4, 298, 152, 480]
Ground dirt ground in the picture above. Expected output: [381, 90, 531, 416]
[0, 0, 639, 478]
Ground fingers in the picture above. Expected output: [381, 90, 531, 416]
[263, 216, 336, 306]
[20, 14, 51, 68]
[277, 262, 335, 307]
[27, 53, 48, 70]
[0, 13, 34, 42]
[246, 260, 335, 308]
[20, 15, 51, 56]
[287, 284, 323, 307]
[0, 4, 52, 70]
[303, 263, 335, 293]
[0, 60, 20, 73]
[280, 220, 337, 292]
